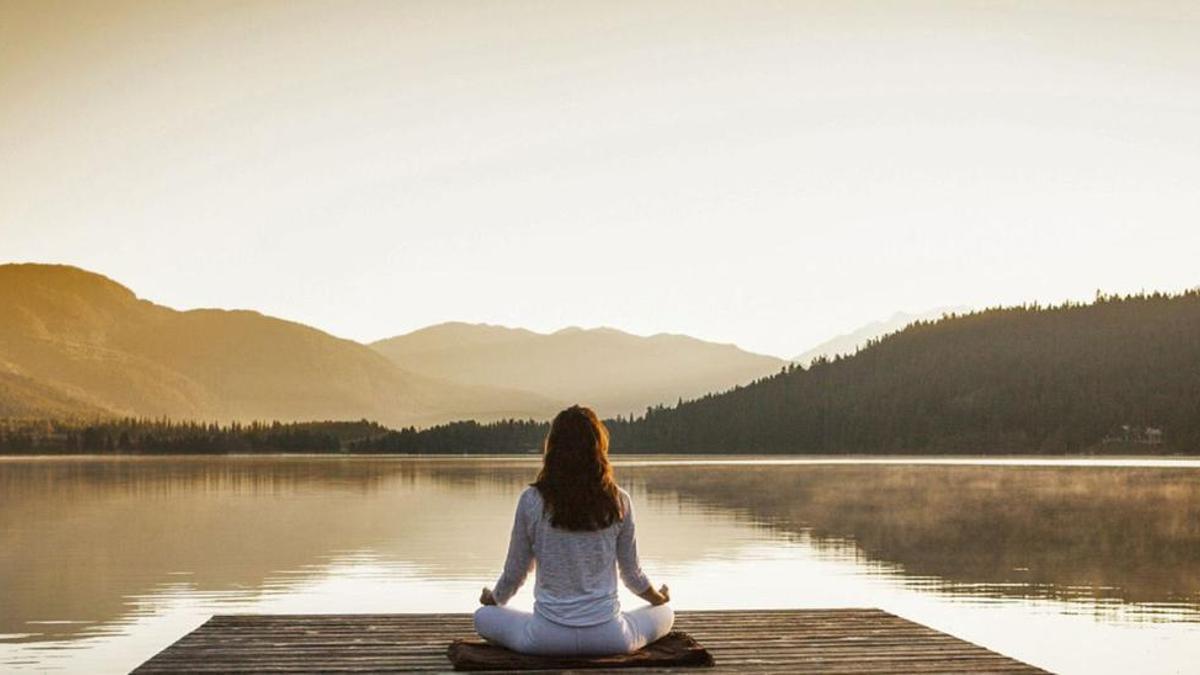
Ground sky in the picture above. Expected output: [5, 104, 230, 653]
[2, 1, 1198, 359]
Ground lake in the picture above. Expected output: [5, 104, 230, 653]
[1, 456, 1198, 674]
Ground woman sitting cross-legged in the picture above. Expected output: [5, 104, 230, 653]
[474, 405, 674, 656]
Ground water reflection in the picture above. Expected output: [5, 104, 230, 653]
[618, 462, 1200, 609]
[0, 456, 1197, 674]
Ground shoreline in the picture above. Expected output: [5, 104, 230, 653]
[2, 452, 1199, 468]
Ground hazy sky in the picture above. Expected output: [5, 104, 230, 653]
[3, 1, 1198, 358]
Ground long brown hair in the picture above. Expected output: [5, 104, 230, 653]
[533, 405, 623, 531]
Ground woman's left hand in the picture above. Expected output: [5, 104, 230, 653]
[479, 587, 497, 606]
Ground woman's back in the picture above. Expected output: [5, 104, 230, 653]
[494, 486, 650, 626]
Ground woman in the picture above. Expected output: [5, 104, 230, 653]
[474, 405, 674, 656]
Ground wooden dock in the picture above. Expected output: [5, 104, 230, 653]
[133, 609, 1045, 673]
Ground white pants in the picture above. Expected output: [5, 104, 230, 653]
[473, 605, 675, 656]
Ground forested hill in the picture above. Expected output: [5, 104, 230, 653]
[614, 292, 1200, 454]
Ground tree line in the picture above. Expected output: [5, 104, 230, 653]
[0, 418, 388, 454]
[349, 419, 549, 453]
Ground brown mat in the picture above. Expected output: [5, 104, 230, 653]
[447, 631, 715, 671]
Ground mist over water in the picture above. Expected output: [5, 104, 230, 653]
[1, 456, 1197, 674]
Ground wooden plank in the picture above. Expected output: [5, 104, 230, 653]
[133, 609, 1047, 674]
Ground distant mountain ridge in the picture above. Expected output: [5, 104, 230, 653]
[793, 307, 968, 365]
[0, 264, 555, 426]
[370, 322, 788, 419]
[0, 264, 786, 426]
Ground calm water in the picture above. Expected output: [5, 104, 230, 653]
[2, 456, 1199, 674]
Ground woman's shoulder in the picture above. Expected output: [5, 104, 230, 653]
[615, 485, 634, 514]
[518, 484, 544, 509]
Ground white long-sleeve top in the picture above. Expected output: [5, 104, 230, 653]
[491, 485, 652, 627]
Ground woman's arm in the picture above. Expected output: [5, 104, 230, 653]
[487, 489, 536, 605]
[617, 490, 669, 604]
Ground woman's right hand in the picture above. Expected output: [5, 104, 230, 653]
[639, 583, 670, 605]
[479, 587, 497, 606]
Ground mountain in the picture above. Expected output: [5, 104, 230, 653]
[612, 292, 1200, 454]
[370, 322, 789, 419]
[0, 264, 554, 426]
[792, 307, 968, 365]
[0, 372, 112, 419]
